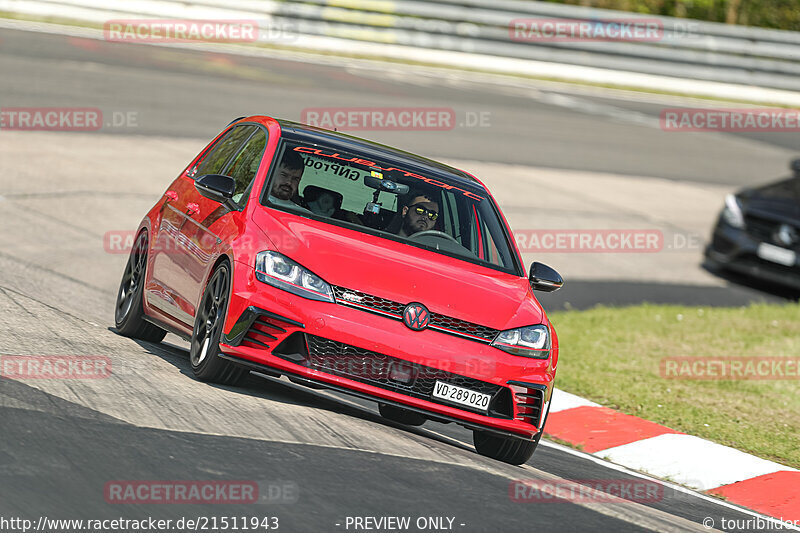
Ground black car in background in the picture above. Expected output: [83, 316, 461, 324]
[705, 159, 800, 292]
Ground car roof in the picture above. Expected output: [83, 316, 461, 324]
[249, 117, 487, 193]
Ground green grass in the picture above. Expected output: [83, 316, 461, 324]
[549, 303, 800, 469]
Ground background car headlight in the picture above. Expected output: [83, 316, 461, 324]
[255, 251, 334, 302]
[721, 194, 745, 229]
[491, 325, 550, 358]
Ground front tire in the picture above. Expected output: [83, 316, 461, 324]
[473, 397, 551, 465]
[473, 430, 539, 465]
[114, 230, 166, 343]
[189, 261, 247, 386]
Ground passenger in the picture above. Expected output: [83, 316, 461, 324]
[268, 151, 308, 210]
[304, 186, 362, 224]
[306, 188, 339, 217]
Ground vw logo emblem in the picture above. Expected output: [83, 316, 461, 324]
[403, 303, 430, 331]
[776, 224, 798, 247]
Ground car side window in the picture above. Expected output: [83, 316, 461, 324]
[468, 203, 508, 267]
[192, 125, 256, 179]
[441, 191, 460, 240]
[224, 128, 268, 205]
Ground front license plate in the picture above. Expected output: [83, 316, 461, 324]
[432, 380, 491, 412]
[757, 242, 796, 267]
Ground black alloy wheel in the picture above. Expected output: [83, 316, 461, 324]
[114, 230, 166, 343]
[189, 261, 247, 385]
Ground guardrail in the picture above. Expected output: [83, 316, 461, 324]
[3, 0, 800, 91]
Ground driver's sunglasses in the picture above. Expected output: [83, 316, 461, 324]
[411, 205, 439, 221]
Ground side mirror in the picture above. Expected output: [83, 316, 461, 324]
[529, 262, 563, 292]
[195, 174, 238, 210]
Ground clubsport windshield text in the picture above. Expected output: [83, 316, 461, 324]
[293, 147, 484, 201]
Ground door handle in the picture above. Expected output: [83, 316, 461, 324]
[186, 202, 200, 216]
[165, 191, 178, 202]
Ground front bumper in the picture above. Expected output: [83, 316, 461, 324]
[705, 219, 800, 290]
[220, 262, 555, 440]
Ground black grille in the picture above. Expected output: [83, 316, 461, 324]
[745, 214, 779, 242]
[282, 335, 509, 416]
[331, 286, 404, 316]
[331, 285, 499, 342]
[745, 215, 800, 250]
[429, 312, 501, 341]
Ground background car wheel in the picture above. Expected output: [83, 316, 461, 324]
[473, 430, 539, 465]
[378, 403, 426, 426]
[190, 261, 247, 386]
[114, 230, 166, 343]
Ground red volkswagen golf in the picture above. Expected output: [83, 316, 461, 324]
[114, 116, 563, 464]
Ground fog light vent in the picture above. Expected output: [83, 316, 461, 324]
[509, 383, 544, 426]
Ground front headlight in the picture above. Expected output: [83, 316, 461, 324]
[721, 194, 745, 229]
[491, 325, 550, 358]
[255, 251, 334, 302]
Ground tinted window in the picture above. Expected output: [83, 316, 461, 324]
[262, 141, 518, 273]
[225, 128, 268, 205]
[193, 125, 256, 178]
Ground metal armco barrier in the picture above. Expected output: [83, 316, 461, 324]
[3, 0, 800, 91]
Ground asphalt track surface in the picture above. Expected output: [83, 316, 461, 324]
[1, 26, 798, 184]
[0, 24, 795, 532]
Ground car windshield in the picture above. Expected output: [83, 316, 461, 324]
[262, 140, 519, 273]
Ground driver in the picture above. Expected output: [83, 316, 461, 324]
[397, 192, 440, 237]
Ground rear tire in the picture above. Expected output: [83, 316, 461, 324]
[114, 230, 166, 343]
[378, 403, 426, 426]
[189, 261, 247, 386]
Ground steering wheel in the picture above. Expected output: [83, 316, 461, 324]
[408, 230, 460, 244]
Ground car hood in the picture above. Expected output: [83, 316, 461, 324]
[252, 208, 544, 330]
[741, 176, 800, 221]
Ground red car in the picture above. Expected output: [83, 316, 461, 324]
[114, 116, 563, 464]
